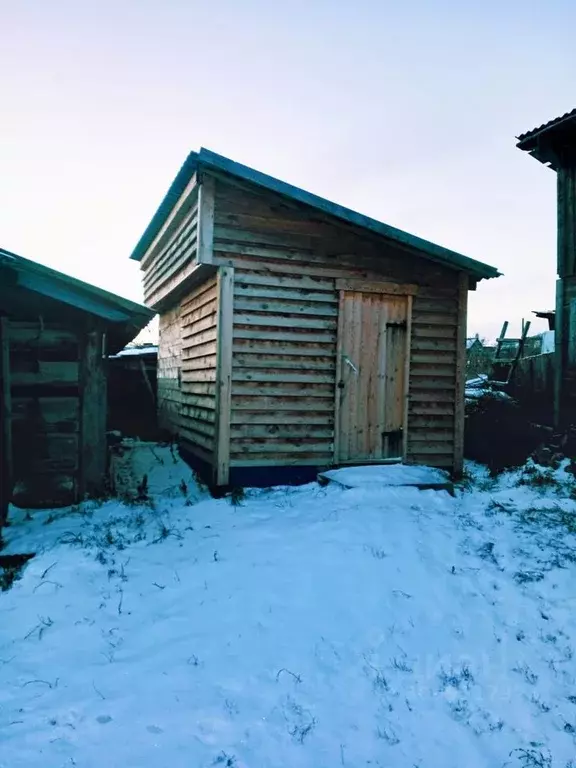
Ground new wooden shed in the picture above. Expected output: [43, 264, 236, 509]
[0, 248, 154, 518]
[130, 149, 499, 487]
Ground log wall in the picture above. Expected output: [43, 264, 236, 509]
[9, 320, 82, 504]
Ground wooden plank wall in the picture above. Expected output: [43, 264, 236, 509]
[408, 282, 459, 468]
[141, 188, 199, 307]
[157, 305, 183, 436]
[179, 277, 219, 465]
[79, 330, 107, 497]
[210, 177, 461, 471]
[9, 320, 81, 503]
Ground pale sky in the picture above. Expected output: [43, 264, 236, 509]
[1, 0, 574, 341]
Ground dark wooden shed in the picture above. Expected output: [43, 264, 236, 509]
[0, 248, 154, 519]
[129, 149, 499, 488]
[517, 108, 576, 426]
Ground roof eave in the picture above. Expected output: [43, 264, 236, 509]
[197, 148, 500, 281]
[130, 151, 199, 262]
[128, 147, 500, 281]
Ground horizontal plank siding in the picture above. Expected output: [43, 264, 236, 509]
[157, 306, 182, 436]
[230, 261, 337, 467]
[406, 285, 459, 467]
[8, 320, 82, 503]
[212, 177, 460, 474]
[150, 173, 465, 481]
[141, 186, 199, 307]
[179, 277, 219, 463]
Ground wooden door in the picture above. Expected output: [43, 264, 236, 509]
[335, 290, 409, 463]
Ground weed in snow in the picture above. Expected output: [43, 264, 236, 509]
[508, 747, 552, 767]
[438, 663, 475, 691]
[512, 662, 539, 685]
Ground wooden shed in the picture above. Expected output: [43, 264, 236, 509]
[0, 248, 154, 519]
[129, 149, 499, 488]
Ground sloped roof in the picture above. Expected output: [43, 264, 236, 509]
[130, 148, 500, 281]
[517, 108, 576, 144]
[517, 108, 576, 168]
[0, 247, 154, 351]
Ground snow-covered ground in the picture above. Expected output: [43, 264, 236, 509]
[2, 445, 576, 768]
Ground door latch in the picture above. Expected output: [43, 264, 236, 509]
[342, 354, 358, 373]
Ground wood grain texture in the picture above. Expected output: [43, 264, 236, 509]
[336, 291, 408, 463]
[150, 172, 468, 476]
[197, 175, 216, 265]
[0, 316, 12, 524]
[452, 273, 468, 476]
[79, 330, 107, 498]
[142, 184, 199, 306]
[214, 267, 234, 485]
[178, 276, 219, 465]
[335, 279, 418, 296]
[210, 175, 463, 472]
[140, 172, 198, 270]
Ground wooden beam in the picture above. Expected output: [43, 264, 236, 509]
[335, 279, 419, 296]
[452, 273, 468, 477]
[402, 295, 413, 462]
[0, 316, 12, 528]
[554, 278, 564, 427]
[214, 266, 234, 485]
[140, 173, 198, 270]
[79, 330, 107, 498]
[197, 175, 216, 266]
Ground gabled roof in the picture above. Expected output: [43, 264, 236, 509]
[130, 148, 500, 281]
[0, 247, 154, 351]
[517, 108, 576, 168]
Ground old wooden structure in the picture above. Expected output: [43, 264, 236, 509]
[517, 108, 576, 426]
[0, 248, 153, 518]
[130, 149, 499, 487]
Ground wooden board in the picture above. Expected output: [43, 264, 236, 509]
[0, 316, 11, 526]
[452, 273, 468, 475]
[214, 267, 234, 485]
[79, 330, 107, 497]
[335, 290, 408, 463]
[178, 276, 219, 465]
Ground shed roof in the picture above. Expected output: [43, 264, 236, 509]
[0, 247, 154, 352]
[130, 148, 500, 281]
[516, 108, 576, 168]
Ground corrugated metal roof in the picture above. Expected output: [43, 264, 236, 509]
[0, 246, 154, 351]
[517, 108, 576, 145]
[129, 148, 500, 281]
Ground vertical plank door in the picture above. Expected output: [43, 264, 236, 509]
[336, 290, 408, 463]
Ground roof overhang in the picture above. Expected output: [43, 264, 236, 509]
[517, 108, 576, 170]
[0, 248, 155, 352]
[130, 148, 500, 282]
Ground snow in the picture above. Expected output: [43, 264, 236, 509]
[2, 445, 576, 767]
[542, 331, 555, 355]
[320, 464, 450, 488]
[110, 345, 158, 358]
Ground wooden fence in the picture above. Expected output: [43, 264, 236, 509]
[508, 353, 554, 424]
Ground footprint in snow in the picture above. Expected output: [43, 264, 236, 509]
[96, 715, 112, 724]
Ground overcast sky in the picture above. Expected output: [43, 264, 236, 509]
[1, 0, 574, 341]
